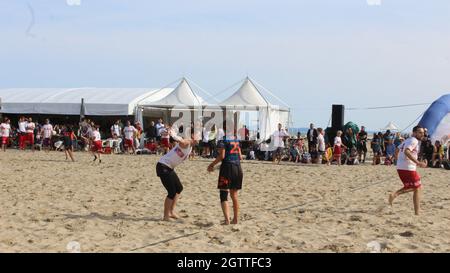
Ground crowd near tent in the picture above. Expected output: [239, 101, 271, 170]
[419, 94, 450, 144]
[0, 77, 291, 141]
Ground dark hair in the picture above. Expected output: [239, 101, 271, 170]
[412, 125, 423, 133]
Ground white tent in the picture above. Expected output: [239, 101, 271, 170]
[220, 77, 269, 108]
[219, 77, 290, 141]
[140, 78, 205, 108]
[381, 121, 400, 131]
[0, 88, 164, 116]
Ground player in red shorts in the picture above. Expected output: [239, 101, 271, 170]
[160, 124, 171, 154]
[123, 120, 137, 154]
[91, 125, 103, 163]
[389, 125, 427, 215]
[0, 118, 11, 152]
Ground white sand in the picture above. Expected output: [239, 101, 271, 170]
[0, 150, 449, 253]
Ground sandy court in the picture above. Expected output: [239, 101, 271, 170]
[0, 150, 449, 253]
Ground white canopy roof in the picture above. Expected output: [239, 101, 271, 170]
[220, 77, 269, 108]
[0, 88, 163, 116]
[382, 121, 400, 131]
[140, 78, 204, 108]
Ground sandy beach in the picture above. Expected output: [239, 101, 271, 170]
[0, 150, 449, 253]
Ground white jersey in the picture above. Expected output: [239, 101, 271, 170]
[334, 136, 342, 147]
[42, 124, 53, 139]
[202, 128, 209, 142]
[0, 123, 11, 137]
[26, 122, 35, 133]
[111, 124, 121, 137]
[318, 134, 325, 152]
[158, 144, 192, 169]
[397, 137, 420, 171]
[161, 128, 170, 139]
[272, 129, 289, 148]
[156, 123, 164, 136]
[123, 126, 136, 140]
[18, 121, 27, 133]
[92, 131, 101, 141]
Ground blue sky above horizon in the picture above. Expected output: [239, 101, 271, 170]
[1, 0, 450, 131]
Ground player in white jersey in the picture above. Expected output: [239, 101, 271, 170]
[1, 118, 11, 152]
[26, 117, 36, 152]
[41, 119, 54, 152]
[156, 128, 199, 221]
[389, 125, 427, 215]
[91, 125, 103, 163]
[123, 121, 137, 154]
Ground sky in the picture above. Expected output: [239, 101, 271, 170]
[1, 0, 450, 131]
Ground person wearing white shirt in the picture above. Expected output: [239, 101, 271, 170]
[91, 125, 103, 163]
[110, 120, 122, 138]
[41, 119, 53, 152]
[317, 128, 326, 163]
[1, 118, 11, 152]
[333, 130, 347, 166]
[155, 118, 164, 142]
[389, 125, 427, 216]
[123, 120, 137, 154]
[26, 117, 36, 152]
[157, 128, 198, 221]
[272, 123, 290, 164]
[18, 116, 27, 150]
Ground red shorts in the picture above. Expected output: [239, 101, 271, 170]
[397, 169, 422, 189]
[124, 138, 134, 148]
[334, 145, 342, 156]
[27, 133, 34, 145]
[92, 140, 103, 152]
[161, 138, 170, 148]
[1, 137, 8, 145]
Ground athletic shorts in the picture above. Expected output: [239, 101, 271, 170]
[161, 138, 170, 148]
[27, 133, 34, 145]
[1, 137, 8, 145]
[218, 162, 243, 190]
[334, 145, 342, 156]
[63, 137, 73, 148]
[43, 138, 52, 147]
[92, 140, 103, 152]
[124, 138, 134, 148]
[357, 141, 367, 152]
[274, 147, 283, 156]
[156, 162, 183, 199]
[397, 169, 422, 189]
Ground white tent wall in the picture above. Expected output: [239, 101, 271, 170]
[258, 106, 290, 142]
[0, 88, 158, 116]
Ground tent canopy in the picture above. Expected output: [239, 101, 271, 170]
[381, 121, 400, 131]
[220, 77, 269, 108]
[0, 88, 163, 116]
[140, 78, 205, 108]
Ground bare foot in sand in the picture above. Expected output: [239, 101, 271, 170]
[163, 217, 171, 221]
[221, 220, 230, 225]
[231, 219, 238, 224]
[169, 213, 179, 219]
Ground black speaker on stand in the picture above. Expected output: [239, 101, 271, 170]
[325, 104, 345, 146]
[332, 104, 345, 130]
